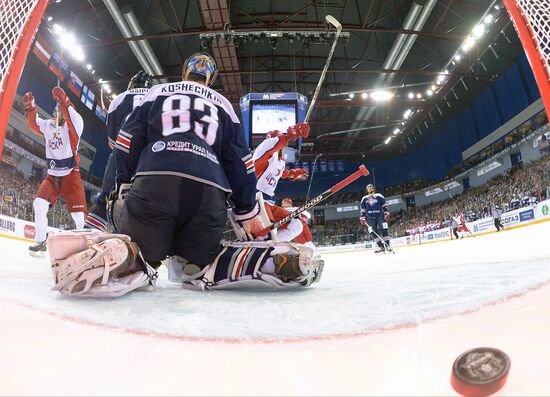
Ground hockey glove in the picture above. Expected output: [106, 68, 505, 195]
[22, 92, 36, 113]
[286, 122, 310, 141]
[288, 168, 308, 181]
[228, 203, 271, 241]
[360, 217, 368, 226]
[52, 86, 71, 108]
[266, 130, 283, 139]
[106, 183, 132, 232]
[384, 212, 391, 221]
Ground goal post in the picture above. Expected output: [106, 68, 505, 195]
[502, 0, 550, 116]
[0, 0, 50, 161]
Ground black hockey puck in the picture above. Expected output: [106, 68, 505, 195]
[451, 347, 510, 397]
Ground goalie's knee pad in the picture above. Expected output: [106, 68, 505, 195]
[48, 230, 156, 297]
[170, 241, 324, 290]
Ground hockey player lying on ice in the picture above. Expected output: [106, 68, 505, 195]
[46, 52, 323, 298]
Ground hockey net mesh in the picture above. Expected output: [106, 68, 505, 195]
[0, 0, 40, 93]
[514, 0, 550, 79]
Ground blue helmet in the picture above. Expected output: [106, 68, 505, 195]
[183, 52, 218, 87]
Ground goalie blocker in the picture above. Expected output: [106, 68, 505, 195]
[47, 230, 324, 297]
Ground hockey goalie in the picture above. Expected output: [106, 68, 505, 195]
[46, 52, 323, 298]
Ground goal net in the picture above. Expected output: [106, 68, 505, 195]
[503, 0, 550, 115]
[0, 0, 49, 160]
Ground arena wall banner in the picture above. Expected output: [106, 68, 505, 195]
[535, 199, 550, 220]
[0, 214, 57, 241]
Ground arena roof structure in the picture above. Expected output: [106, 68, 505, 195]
[44, 0, 522, 160]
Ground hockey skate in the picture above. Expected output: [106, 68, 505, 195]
[29, 239, 47, 256]
[374, 247, 385, 254]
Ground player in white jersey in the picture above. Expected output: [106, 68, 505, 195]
[22, 87, 86, 255]
[252, 127, 309, 242]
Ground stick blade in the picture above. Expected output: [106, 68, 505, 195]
[359, 164, 369, 176]
[325, 14, 342, 30]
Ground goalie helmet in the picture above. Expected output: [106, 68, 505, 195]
[183, 52, 218, 87]
[128, 70, 154, 90]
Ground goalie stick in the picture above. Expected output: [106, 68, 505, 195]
[304, 15, 342, 123]
[254, 164, 369, 238]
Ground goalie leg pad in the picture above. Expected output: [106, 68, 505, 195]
[175, 241, 324, 290]
[51, 238, 137, 294]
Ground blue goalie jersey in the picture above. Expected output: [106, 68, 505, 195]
[107, 88, 150, 149]
[115, 81, 257, 214]
[360, 193, 388, 217]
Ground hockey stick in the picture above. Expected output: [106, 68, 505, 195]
[369, 227, 394, 254]
[254, 164, 369, 238]
[304, 15, 342, 123]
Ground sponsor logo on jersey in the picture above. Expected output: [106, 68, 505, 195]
[152, 141, 166, 152]
[24, 225, 36, 239]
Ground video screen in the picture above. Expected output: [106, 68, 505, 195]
[251, 102, 296, 135]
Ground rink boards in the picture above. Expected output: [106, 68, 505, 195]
[318, 199, 550, 254]
[1, 200, 550, 248]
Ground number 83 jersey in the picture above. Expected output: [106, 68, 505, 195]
[115, 81, 257, 214]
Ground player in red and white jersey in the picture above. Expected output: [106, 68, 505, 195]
[454, 211, 473, 238]
[252, 123, 309, 242]
[252, 124, 309, 204]
[280, 197, 317, 256]
[22, 87, 86, 255]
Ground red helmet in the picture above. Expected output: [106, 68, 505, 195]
[281, 197, 293, 208]
[266, 130, 283, 139]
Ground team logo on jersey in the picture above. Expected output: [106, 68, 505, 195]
[152, 141, 166, 152]
[49, 160, 56, 169]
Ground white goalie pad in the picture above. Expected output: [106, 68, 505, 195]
[168, 240, 324, 290]
[48, 230, 156, 298]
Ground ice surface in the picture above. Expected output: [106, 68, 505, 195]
[1, 222, 550, 395]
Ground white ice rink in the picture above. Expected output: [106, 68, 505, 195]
[1, 222, 550, 396]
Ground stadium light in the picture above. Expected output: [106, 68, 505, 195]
[472, 24, 485, 38]
[371, 90, 392, 101]
[393, 128, 400, 135]
[431, 84, 437, 91]
[485, 14, 495, 23]
[52, 23, 64, 35]
[47, 16, 52, 22]
[427, 89, 434, 96]
[408, 92, 414, 99]
[462, 36, 476, 52]
[361, 92, 368, 99]
[454, 54, 462, 62]
[416, 93, 423, 99]
[349, 93, 354, 99]
[384, 137, 392, 144]
[86, 64, 92, 70]
[403, 109, 412, 119]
